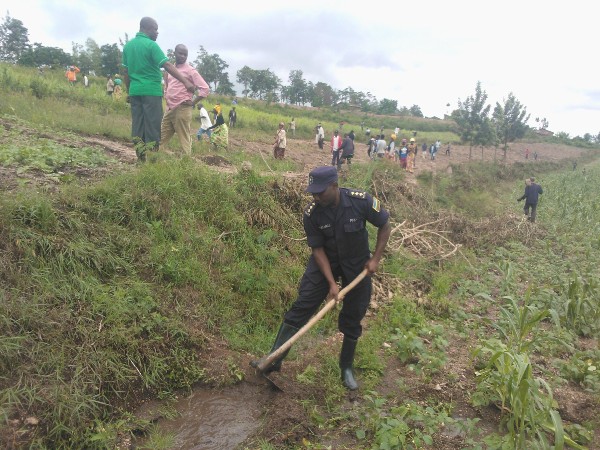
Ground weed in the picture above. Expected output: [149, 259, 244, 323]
[356, 393, 454, 449]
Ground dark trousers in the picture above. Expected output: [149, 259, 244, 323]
[130, 95, 163, 149]
[284, 263, 371, 340]
[524, 203, 538, 222]
[331, 150, 340, 167]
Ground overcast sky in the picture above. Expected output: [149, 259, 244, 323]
[5, 0, 599, 136]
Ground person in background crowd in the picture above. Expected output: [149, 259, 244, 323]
[207, 104, 229, 150]
[113, 76, 123, 100]
[196, 103, 213, 140]
[330, 130, 342, 167]
[65, 65, 80, 86]
[229, 107, 237, 128]
[376, 135, 387, 159]
[106, 75, 114, 96]
[407, 138, 416, 173]
[338, 132, 355, 170]
[316, 123, 325, 149]
[273, 121, 287, 159]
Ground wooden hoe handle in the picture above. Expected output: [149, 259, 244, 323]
[256, 268, 368, 372]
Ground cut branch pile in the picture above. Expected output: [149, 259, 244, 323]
[388, 219, 462, 261]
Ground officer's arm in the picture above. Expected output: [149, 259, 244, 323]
[312, 247, 339, 301]
[365, 220, 391, 275]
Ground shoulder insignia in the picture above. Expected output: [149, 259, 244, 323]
[372, 197, 381, 212]
[349, 190, 366, 199]
[304, 201, 316, 216]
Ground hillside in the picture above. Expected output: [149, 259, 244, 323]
[1, 65, 599, 450]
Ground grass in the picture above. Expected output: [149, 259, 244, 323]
[1, 63, 600, 449]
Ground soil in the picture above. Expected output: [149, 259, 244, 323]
[2, 123, 598, 449]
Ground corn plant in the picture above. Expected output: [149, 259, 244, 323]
[473, 295, 587, 449]
[548, 275, 600, 338]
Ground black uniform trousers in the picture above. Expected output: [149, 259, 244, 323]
[284, 258, 371, 340]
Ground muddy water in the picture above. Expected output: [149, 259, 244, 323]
[148, 383, 272, 450]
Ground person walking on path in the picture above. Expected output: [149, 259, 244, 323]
[330, 130, 342, 167]
[338, 133, 355, 170]
[122, 17, 195, 161]
[316, 123, 325, 149]
[376, 135, 387, 159]
[290, 118, 296, 137]
[421, 142, 428, 159]
[273, 121, 287, 159]
[251, 166, 391, 390]
[517, 177, 543, 222]
[196, 103, 213, 140]
[159, 44, 210, 155]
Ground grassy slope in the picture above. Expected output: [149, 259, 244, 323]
[1, 64, 599, 449]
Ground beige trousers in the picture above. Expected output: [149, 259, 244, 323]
[160, 104, 193, 155]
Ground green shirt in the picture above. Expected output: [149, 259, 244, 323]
[122, 32, 168, 96]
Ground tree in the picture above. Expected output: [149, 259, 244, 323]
[84, 38, 102, 74]
[492, 92, 530, 158]
[309, 81, 337, 107]
[535, 117, 549, 130]
[286, 69, 308, 105]
[378, 98, 398, 115]
[0, 13, 30, 63]
[72, 42, 91, 71]
[215, 73, 235, 96]
[193, 46, 229, 92]
[19, 43, 71, 68]
[249, 69, 280, 101]
[409, 104, 424, 117]
[100, 43, 121, 76]
[453, 81, 494, 159]
[236, 65, 254, 97]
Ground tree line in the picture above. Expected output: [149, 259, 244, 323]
[3, 13, 599, 143]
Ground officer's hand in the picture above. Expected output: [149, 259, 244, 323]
[329, 284, 340, 303]
[365, 258, 380, 275]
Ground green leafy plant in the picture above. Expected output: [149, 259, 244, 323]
[356, 393, 454, 449]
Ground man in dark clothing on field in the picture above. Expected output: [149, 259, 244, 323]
[517, 177, 543, 222]
[251, 166, 391, 390]
[338, 133, 355, 170]
[228, 107, 237, 128]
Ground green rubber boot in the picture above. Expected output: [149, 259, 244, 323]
[250, 322, 299, 373]
[340, 336, 359, 390]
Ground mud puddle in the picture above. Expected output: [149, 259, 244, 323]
[136, 383, 274, 449]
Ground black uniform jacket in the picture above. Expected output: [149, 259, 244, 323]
[302, 188, 389, 282]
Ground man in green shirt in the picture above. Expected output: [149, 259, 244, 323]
[122, 17, 195, 161]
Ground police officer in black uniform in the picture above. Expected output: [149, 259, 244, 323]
[253, 166, 391, 390]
